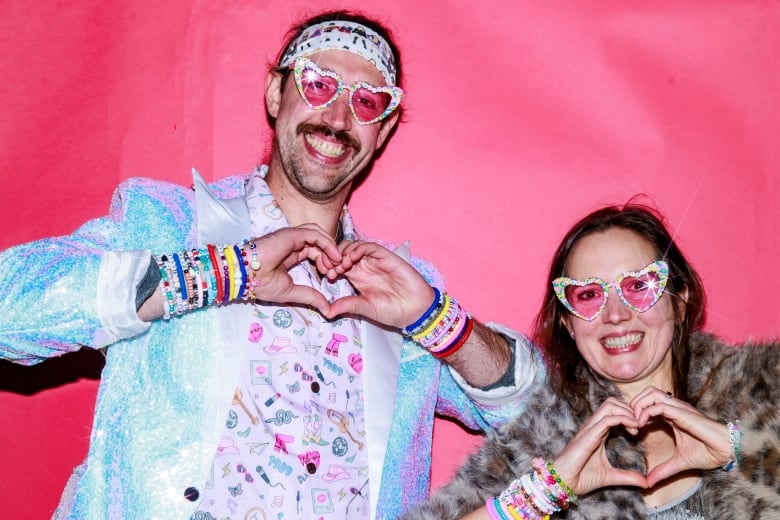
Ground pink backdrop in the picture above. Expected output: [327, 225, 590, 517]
[1, 1, 778, 517]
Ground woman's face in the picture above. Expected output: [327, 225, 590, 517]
[564, 228, 680, 396]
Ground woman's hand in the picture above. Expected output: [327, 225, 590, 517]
[553, 397, 648, 496]
[630, 386, 733, 487]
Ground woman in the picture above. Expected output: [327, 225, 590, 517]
[402, 204, 780, 519]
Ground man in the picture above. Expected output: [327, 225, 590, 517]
[0, 10, 541, 519]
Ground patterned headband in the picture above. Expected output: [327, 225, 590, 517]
[278, 20, 397, 86]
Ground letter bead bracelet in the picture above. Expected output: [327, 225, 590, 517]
[487, 458, 577, 520]
[722, 421, 742, 471]
[155, 240, 260, 319]
[402, 287, 474, 358]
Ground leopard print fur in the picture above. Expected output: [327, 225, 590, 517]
[401, 332, 780, 519]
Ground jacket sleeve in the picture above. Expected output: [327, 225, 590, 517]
[398, 247, 545, 429]
[0, 178, 196, 365]
[694, 335, 780, 515]
[434, 323, 545, 430]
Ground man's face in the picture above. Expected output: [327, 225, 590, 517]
[266, 49, 398, 203]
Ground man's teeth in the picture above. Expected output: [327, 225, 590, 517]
[603, 332, 643, 348]
[306, 133, 346, 158]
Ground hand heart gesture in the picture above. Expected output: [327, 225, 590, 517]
[324, 240, 435, 329]
[630, 387, 733, 487]
[552, 387, 733, 496]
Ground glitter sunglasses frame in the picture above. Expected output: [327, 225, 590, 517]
[552, 260, 670, 321]
[291, 57, 403, 125]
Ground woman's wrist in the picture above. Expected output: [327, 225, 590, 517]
[722, 421, 742, 471]
[488, 458, 577, 520]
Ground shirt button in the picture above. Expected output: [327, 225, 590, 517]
[310, 381, 320, 393]
[306, 462, 317, 474]
[184, 486, 200, 502]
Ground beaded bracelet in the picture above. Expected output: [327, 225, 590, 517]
[521, 473, 553, 516]
[184, 252, 197, 308]
[221, 249, 230, 303]
[181, 252, 197, 310]
[171, 253, 187, 303]
[197, 249, 213, 306]
[528, 471, 559, 511]
[157, 254, 185, 316]
[402, 287, 442, 335]
[232, 244, 248, 299]
[223, 246, 238, 301]
[171, 254, 189, 315]
[207, 245, 224, 304]
[722, 421, 742, 471]
[412, 294, 452, 341]
[156, 255, 174, 320]
[505, 489, 536, 519]
[485, 496, 502, 520]
[505, 502, 529, 520]
[218, 247, 231, 302]
[431, 314, 473, 359]
[487, 497, 511, 520]
[191, 248, 209, 307]
[412, 297, 447, 338]
[153, 240, 260, 317]
[248, 239, 261, 270]
[402, 288, 475, 358]
[192, 262, 204, 308]
[500, 477, 549, 519]
[420, 298, 461, 345]
[245, 240, 261, 296]
[493, 459, 578, 520]
[536, 458, 577, 505]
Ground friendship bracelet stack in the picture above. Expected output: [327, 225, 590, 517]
[154, 241, 261, 320]
[402, 287, 473, 358]
[722, 421, 742, 472]
[487, 458, 578, 520]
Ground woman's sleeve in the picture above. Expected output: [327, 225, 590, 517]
[400, 422, 529, 519]
[729, 341, 780, 510]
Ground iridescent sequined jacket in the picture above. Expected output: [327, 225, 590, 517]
[0, 167, 543, 519]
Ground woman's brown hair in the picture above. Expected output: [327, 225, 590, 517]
[533, 203, 706, 414]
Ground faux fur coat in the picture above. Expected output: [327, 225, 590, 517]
[402, 332, 780, 519]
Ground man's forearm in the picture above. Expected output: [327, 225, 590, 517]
[443, 320, 512, 388]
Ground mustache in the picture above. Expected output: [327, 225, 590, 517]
[297, 123, 360, 151]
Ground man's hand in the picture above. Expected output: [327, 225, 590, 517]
[245, 224, 343, 315]
[324, 240, 435, 328]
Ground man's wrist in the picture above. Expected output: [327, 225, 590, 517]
[477, 333, 516, 391]
[135, 255, 162, 311]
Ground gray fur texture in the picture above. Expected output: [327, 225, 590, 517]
[401, 333, 780, 519]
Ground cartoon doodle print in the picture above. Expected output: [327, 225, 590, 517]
[331, 436, 348, 457]
[272, 309, 293, 328]
[226, 410, 239, 429]
[302, 414, 329, 446]
[248, 322, 264, 342]
[265, 409, 299, 426]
